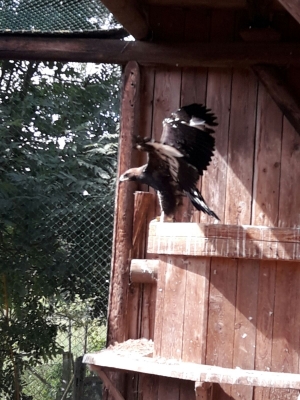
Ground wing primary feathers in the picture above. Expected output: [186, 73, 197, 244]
[185, 188, 220, 220]
[120, 104, 219, 220]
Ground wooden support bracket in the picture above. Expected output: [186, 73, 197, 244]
[195, 381, 212, 400]
[252, 64, 300, 136]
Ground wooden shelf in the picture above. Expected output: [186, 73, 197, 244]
[83, 339, 300, 390]
[147, 222, 300, 261]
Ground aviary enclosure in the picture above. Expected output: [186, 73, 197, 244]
[3, 0, 300, 399]
[82, 3, 300, 400]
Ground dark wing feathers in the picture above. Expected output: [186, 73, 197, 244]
[130, 103, 219, 219]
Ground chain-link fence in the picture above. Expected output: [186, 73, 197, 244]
[0, 59, 120, 399]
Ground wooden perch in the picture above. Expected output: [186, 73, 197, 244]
[147, 222, 300, 261]
[83, 339, 300, 390]
[276, 0, 300, 25]
[3, 37, 300, 67]
[130, 259, 158, 283]
[95, 0, 149, 40]
[252, 64, 300, 135]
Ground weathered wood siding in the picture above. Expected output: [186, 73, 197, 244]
[109, 7, 300, 400]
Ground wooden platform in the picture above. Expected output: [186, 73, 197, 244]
[148, 221, 300, 261]
[83, 339, 300, 390]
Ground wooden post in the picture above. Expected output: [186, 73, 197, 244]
[73, 357, 85, 400]
[106, 61, 140, 398]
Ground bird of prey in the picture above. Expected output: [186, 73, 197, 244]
[119, 103, 219, 221]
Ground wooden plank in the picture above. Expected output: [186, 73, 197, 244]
[89, 366, 125, 400]
[149, 6, 186, 42]
[225, 66, 258, 400]
[157, 377, 180, 400]
[4, 37, 300, 67]
[155, 256, 187, 360]
[100, 0, 149, 40]
[225, 69, 257, 225]
[231, 259, 260, 400]
[278, 117, 300, 227]
[181, 257, 210, 363]
[270, 262, 300, 399]
[147, 222, 300, 261]
[252, 65, 300, 137]
[251, 80, 281, 400]
[253, 261, 276, 400]
[151, 68, 181, 216]
[145, 0, 282, 8]
[206, 258, 238, 398]
[148, 221, 300, 243]
[130, 259, 158, 284]
[252, 83, 282, 227]
[83, 339, 300, 389]
[277, 0, 300, 25]
[153, 257, 167, 357]
[180, 67, 208, 222]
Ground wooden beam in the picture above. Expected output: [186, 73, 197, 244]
[83, 339, 300, 390]
[3, 37, 300, 67]
[130, 259, 158, 284]
[252, 64, 300, 135]
[100, 0, 149, 40]
[108, 61, 140, 345]
[147, 221, 300, 261]
[276, 0, 300, 25]
[143, 0, 282, 9]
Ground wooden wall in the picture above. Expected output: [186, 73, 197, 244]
[111, 7, 300, 400]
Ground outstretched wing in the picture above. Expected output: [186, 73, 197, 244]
[160, 104, 217, 176]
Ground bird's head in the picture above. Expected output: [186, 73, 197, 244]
[119, 167, 141, 182]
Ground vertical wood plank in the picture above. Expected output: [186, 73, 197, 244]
[224, 68, 258, 400]
[252, 82, 282, 400]
[270, 262, 300, 400]
[206, 258, 238, 398]
[157, 256, 187, 360]
[153, 257, 167, 357]
[205, 12, 236, 400]
[181, 257, 210, 363]
[231, 259, 259, 400]
[278, 118, 300, 228]
[224, 69, 257, 225]
[157, 377, 180, 400]
[152, 68, 181, 216]
[180, 67, 208, 222]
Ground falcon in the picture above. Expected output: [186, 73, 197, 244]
[119, 103, 219, 221]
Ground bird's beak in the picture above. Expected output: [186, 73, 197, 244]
[119, 173, 128, 182]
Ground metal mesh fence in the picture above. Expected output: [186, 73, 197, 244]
[0, 0, 117, 33]
[0, 60, 120, 399]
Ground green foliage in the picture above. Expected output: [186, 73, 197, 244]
[0, 60, 120, 399]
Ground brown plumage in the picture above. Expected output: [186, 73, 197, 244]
[120, 103, 219, 221]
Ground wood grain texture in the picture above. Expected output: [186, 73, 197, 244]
[147, 222, 300, 261]
[130, 259, 158, 284]
[277, 0, 300, 24]
[206, 258, 238, 398]
[84, 339, 300, 389]
[4, 37, 300, 67]
[225, 69, 257, 225]
[270, 262, 300, 399]
[251, 80, 281, 400]
[155, 256, 187, 359]
[182, 257, 210, 363]
[252, 65, 300, 137]
[100, 0, 149, 40]
[108, 61, 140, 345]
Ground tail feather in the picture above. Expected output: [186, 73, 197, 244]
[186, 188, 220, 220]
